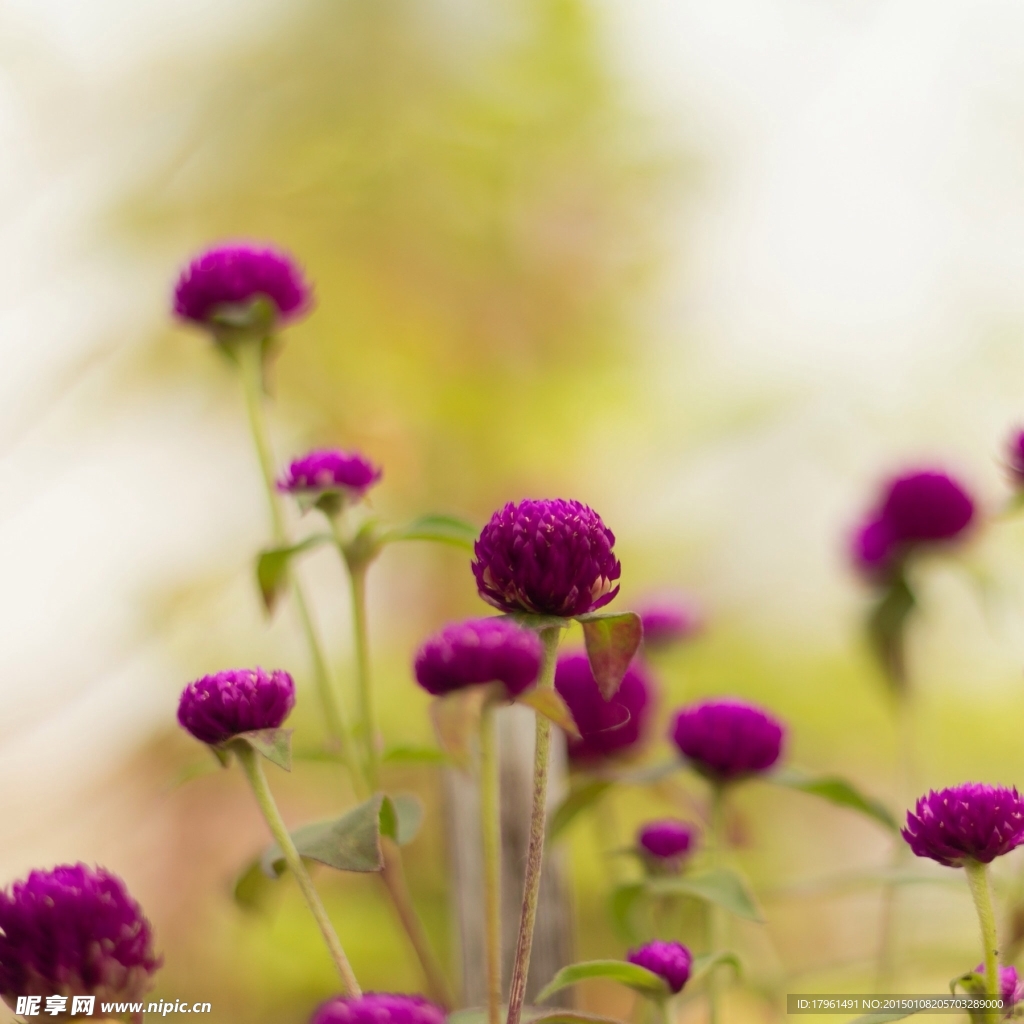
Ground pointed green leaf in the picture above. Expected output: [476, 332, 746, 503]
[689, 951, 741, 985]
[518, 688, 580, 738]
[256, 534, 333, 612]
[866, 572, 915, 693]
[771, 767, 898, 832]
[578, 612, 642, 699]
[231, 729, 293, 771]
[261, 794, 385, 876]
[647, 868, 763, 922]
[379, 793, 425, 846]
[536, 960, 670, 1003]
[548, 780, 613, 843]
[382, 745, 452, 767]
[383, 514, 478, 550]
[233, 858, 278, 912]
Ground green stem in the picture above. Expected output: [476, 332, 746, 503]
[346, 555, 379, 790]
[965, 859, 1001, 1024]
[707, 785, 727, 1024]
[505, 626, 562, 1024]
[481, 702, 503, 1024]
[236, 341, 361, 787]
[236, 743, 361, 995]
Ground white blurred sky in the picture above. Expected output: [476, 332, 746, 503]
[4, 0, 1024, 843]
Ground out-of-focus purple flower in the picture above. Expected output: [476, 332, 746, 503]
[472, 499, 621, 617]
[310, 993, 446, 1024]
[670, 699, 784, 783]
[973, 963, 1024, 1011]
[177, 668, 295, 746]
[0, 864, 160, 1013]
[638, 597, 702, 650]
[277, 449, 382, 502]
[626, 941, 693, 994]
[173, 243, 310, 328]
[413, 619, 543, 699]
[902, 784, 1024, 868]
[1006, 430, 1024, 486]
[555, 652, 653, 763]
[637, 820, 697, 868]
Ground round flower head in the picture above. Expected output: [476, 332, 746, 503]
[638, 597, 702, 650]
[414, 619, 543, 699]
[173, 243, 310, 328]
[1006, 429, 1024, 486]
[472, 499, 621, 617]
[0, 864, 160, 1013]
[671, 699, 785, 783]
[310, 993, 446, 1024]
[901, 783, 1024, 867]
[637, 819, 698, 868]
[277, 449, 383, 504]
[177, 667, 295, 746]
[626, 941, 693, 994]
[880, 470, 975, 543]
[973, 963, 1024, 1011]
[554, 651, 653, 763]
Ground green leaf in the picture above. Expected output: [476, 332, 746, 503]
[548, 780, 613, 843]
[261, 794, 385, 876]
[379, 793, 425, 846]
[232, 858, 278, 912]
[770, 767, 898, 832]
[531, 1014, 627, 1024]
[578, 612, 643, 699]
[536, 960, 670, 1003]
[382, 745, 452, 767]
[230, 729, 293, 771]
[646, 868, 763, 922]
[866, 572, 916, 694]
[382, 514, 478, 550]
[256, 534, 333, 612]
[608, 883, 646, 942]
[689, 951, 741, 985]
[518, 688, 580, 738]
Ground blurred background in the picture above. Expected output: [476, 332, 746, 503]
[5, 0, 1024, 1020]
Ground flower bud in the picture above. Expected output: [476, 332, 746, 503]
[277, 449, 383, 508]
[637, 819, 697, 870]
[626, 940, 692, 994]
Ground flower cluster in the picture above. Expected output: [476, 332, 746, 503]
[555, 651, 653, 763]
[626, 941, 692, 994]
[671, 699, 784, 783]
[414, 618, 543, 698]
[310, 994, 447, 1024]
[0, 864, 160, 1013]
[472, 499, 621, 617]
[902, 784, 1024, 867]
[277, 449, 383, 503]
[851, 469, 975, 580]
[177, 667, 296, 746]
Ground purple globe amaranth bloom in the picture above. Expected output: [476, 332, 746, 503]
[177, 667, 295, 746]
[626, 941, 693, 994]
[173, 242, 311, 328]
[0, 864, 160, 1013]
[414, 618, 543, 699]
[472, 499, 621, 617]
[671, 698, 785, 783]
[310, 993, 446, 1024]
[277, 449, 383, 502]
[902, 783, 1024, 867]
[555, 651, 653, 763]
[638, 819, 698, 867]
[638, 596, 703, 650]
[973, 963, 1024, 1010]
[1006, 429, 1024, 486]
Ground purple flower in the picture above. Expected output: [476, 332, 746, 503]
[0, 864, 160, 1011]
[637, 819, 698, 867]
[902, 784, 1024, 867]
[554, 652, 653, 763]
[1006, 429, 1024, 486]
[974, 963, 1024, 1010]
[177, 668, 296, 746]
[638, 597, 702, 650]
[626, 941, 693, 994]
[472, 499, 621, 617]
[670, 699, 785, 783]
[310, 993, 446, 1024]
[173, 243, 311, 327]
[413, 619, 544, 698]
[277, 449, 383, 501]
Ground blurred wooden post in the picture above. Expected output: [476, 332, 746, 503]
[445, 703, 574, 1008]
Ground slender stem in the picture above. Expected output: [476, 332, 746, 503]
[707, 785, 727, 1024]
[345, 552, 379, 790]
[480, 702, 503, 1024]
[379, 839, 456, 1009]
[965, 859, 1001, 1023]
[236, 743, 362, 995]
[235, 342, 361, 788]
[506, 626, 562, 1024]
